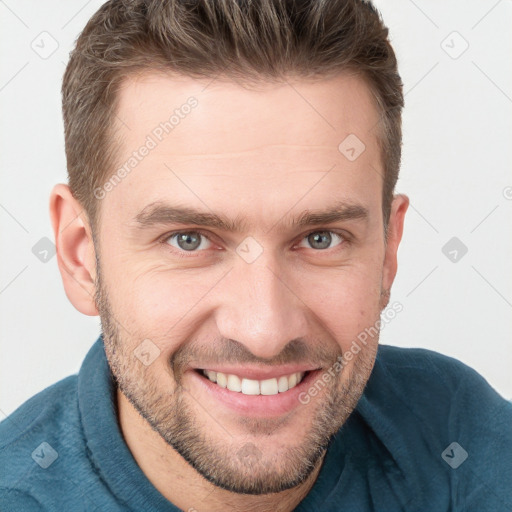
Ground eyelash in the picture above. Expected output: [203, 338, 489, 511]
[159, 229, 351, 256]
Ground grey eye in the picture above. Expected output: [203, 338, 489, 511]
[166, 232, 211, 252]
[299, 231, 343, 250]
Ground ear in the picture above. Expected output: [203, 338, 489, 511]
[380, 193, 409, 310]
[49, 184, 98, 316]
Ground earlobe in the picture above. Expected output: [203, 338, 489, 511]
[380, 194, 409, 310]
[49, 184, 99, 316]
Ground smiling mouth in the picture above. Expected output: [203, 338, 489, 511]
[196, 369, 309, 396]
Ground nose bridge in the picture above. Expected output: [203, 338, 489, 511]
[215, 255, 308, 360]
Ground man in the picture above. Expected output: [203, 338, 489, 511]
[0, 0, 510, 510]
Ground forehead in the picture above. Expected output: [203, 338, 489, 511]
[100, 71, 383, 229]
[115, 71, 380, 152]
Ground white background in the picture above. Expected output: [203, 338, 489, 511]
[1, 0, 511, 419]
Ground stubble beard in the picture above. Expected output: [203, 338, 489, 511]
[94, 265, 378, 495]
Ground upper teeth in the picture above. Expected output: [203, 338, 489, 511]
[202, 370, 305, 395]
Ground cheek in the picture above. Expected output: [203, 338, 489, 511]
[297, 265, 383, 348]
[105, 264, 225, 339]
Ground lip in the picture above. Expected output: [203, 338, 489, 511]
[186, 368, 323, 417]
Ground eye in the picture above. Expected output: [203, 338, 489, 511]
[165, 231, 213, 252]
[297, 230, 345, 250]
[161, 229, 348, 255]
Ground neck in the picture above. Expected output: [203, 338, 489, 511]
[117, 388, 323, 512]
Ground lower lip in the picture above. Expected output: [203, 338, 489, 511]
[187, 369, 322, 417]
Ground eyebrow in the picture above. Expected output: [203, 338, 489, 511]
[133, 200, 369, 233]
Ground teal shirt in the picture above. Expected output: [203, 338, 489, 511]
[1, 337, 511, 511]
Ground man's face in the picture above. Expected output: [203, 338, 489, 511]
[94, 72, 392, 494]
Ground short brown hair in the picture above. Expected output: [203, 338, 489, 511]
[62, 0, 403, 231]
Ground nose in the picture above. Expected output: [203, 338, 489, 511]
[214, 254, 309, 360]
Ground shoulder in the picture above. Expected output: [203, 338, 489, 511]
[0, 489, 43, 512]
[0, 375, 81, 489]
[369, 345, 512, 508]
[362, 344, 510, 427]
[375, 344, 509, 405]
[377, 344, 478, 379]
[374, 344, 512, 417]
